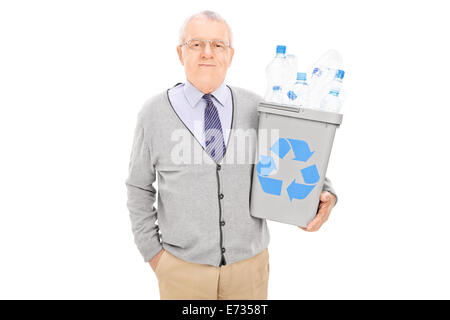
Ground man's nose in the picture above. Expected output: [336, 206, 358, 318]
[201, 42, 214, 56]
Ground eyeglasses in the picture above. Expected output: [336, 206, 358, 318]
[180, 39, 231, 52]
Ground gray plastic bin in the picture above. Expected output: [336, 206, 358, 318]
[250, 101, 342, 227]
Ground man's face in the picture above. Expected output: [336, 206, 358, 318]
[177, 17, 234, 93]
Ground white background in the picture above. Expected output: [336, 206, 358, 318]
[1, 0, 449, 299]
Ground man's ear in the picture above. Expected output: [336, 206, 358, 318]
[177, 45, 184, 66]
[228, 47, 235, 67]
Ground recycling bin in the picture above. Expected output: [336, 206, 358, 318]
[250, 101, 343, 227]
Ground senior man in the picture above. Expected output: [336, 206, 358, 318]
[125, 10, 338, 300]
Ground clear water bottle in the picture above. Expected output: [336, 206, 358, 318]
[302, 67, 322, 108]
[286, 55, 298, 86]
[267, 85, 284, 104]
[264, 45, 290, 103]
[320, 69, 345, 113]
[327, 69, 345, 97]
[286, 72, 308, 106]
[320, 88, 342, 113]
[304, 50, 343, 109]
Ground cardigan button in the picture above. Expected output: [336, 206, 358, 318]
[219, 193, 224, 200]
[222, 247, 226, 253]
[220, 221, 226, 226]
[216, 164, 221, 171]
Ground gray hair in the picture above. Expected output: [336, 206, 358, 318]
[178, 10, 233, 48]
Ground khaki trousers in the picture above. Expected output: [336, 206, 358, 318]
[154, 248, 270, 300]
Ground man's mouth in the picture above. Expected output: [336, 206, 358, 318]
[199, 64, 216, 67]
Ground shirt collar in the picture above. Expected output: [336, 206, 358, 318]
[184, 80, 228, 108]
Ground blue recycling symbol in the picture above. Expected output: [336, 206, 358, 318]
[256, 138, 320, 202]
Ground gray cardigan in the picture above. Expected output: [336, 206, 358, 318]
[125, 85, 337, 267]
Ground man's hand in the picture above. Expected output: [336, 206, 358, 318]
[149, 248, 165, 272]
[299, 191, 336, 232]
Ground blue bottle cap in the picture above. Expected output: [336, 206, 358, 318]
[296, 72, 307, 81]
[273, 86, 281, 91]
[276, 45, 286, 54]
[335, 69, 345, 80]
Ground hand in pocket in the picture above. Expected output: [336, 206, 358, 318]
[149, 249, 166, 272]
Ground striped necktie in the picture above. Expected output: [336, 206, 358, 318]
[203, 93, 226, 163]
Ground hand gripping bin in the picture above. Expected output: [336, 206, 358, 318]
[250, 102, 342, 227]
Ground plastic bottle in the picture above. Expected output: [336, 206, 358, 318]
[286, 72, 308, 106]
[320, 89, 341, 113]
[264, 45, 290, 103]
[319, 69, 345, 113]
[327, 69, 345, 97]
[304, 50, 343, 109]
[336, 69, 345, 82]
[304, 67, 323, 109]
[266, 85, 284, 104]
[307, 49, 343, 76]
[286, 54, 298, 87]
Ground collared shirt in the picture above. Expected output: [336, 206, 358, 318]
[167, 80, 233, 148]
